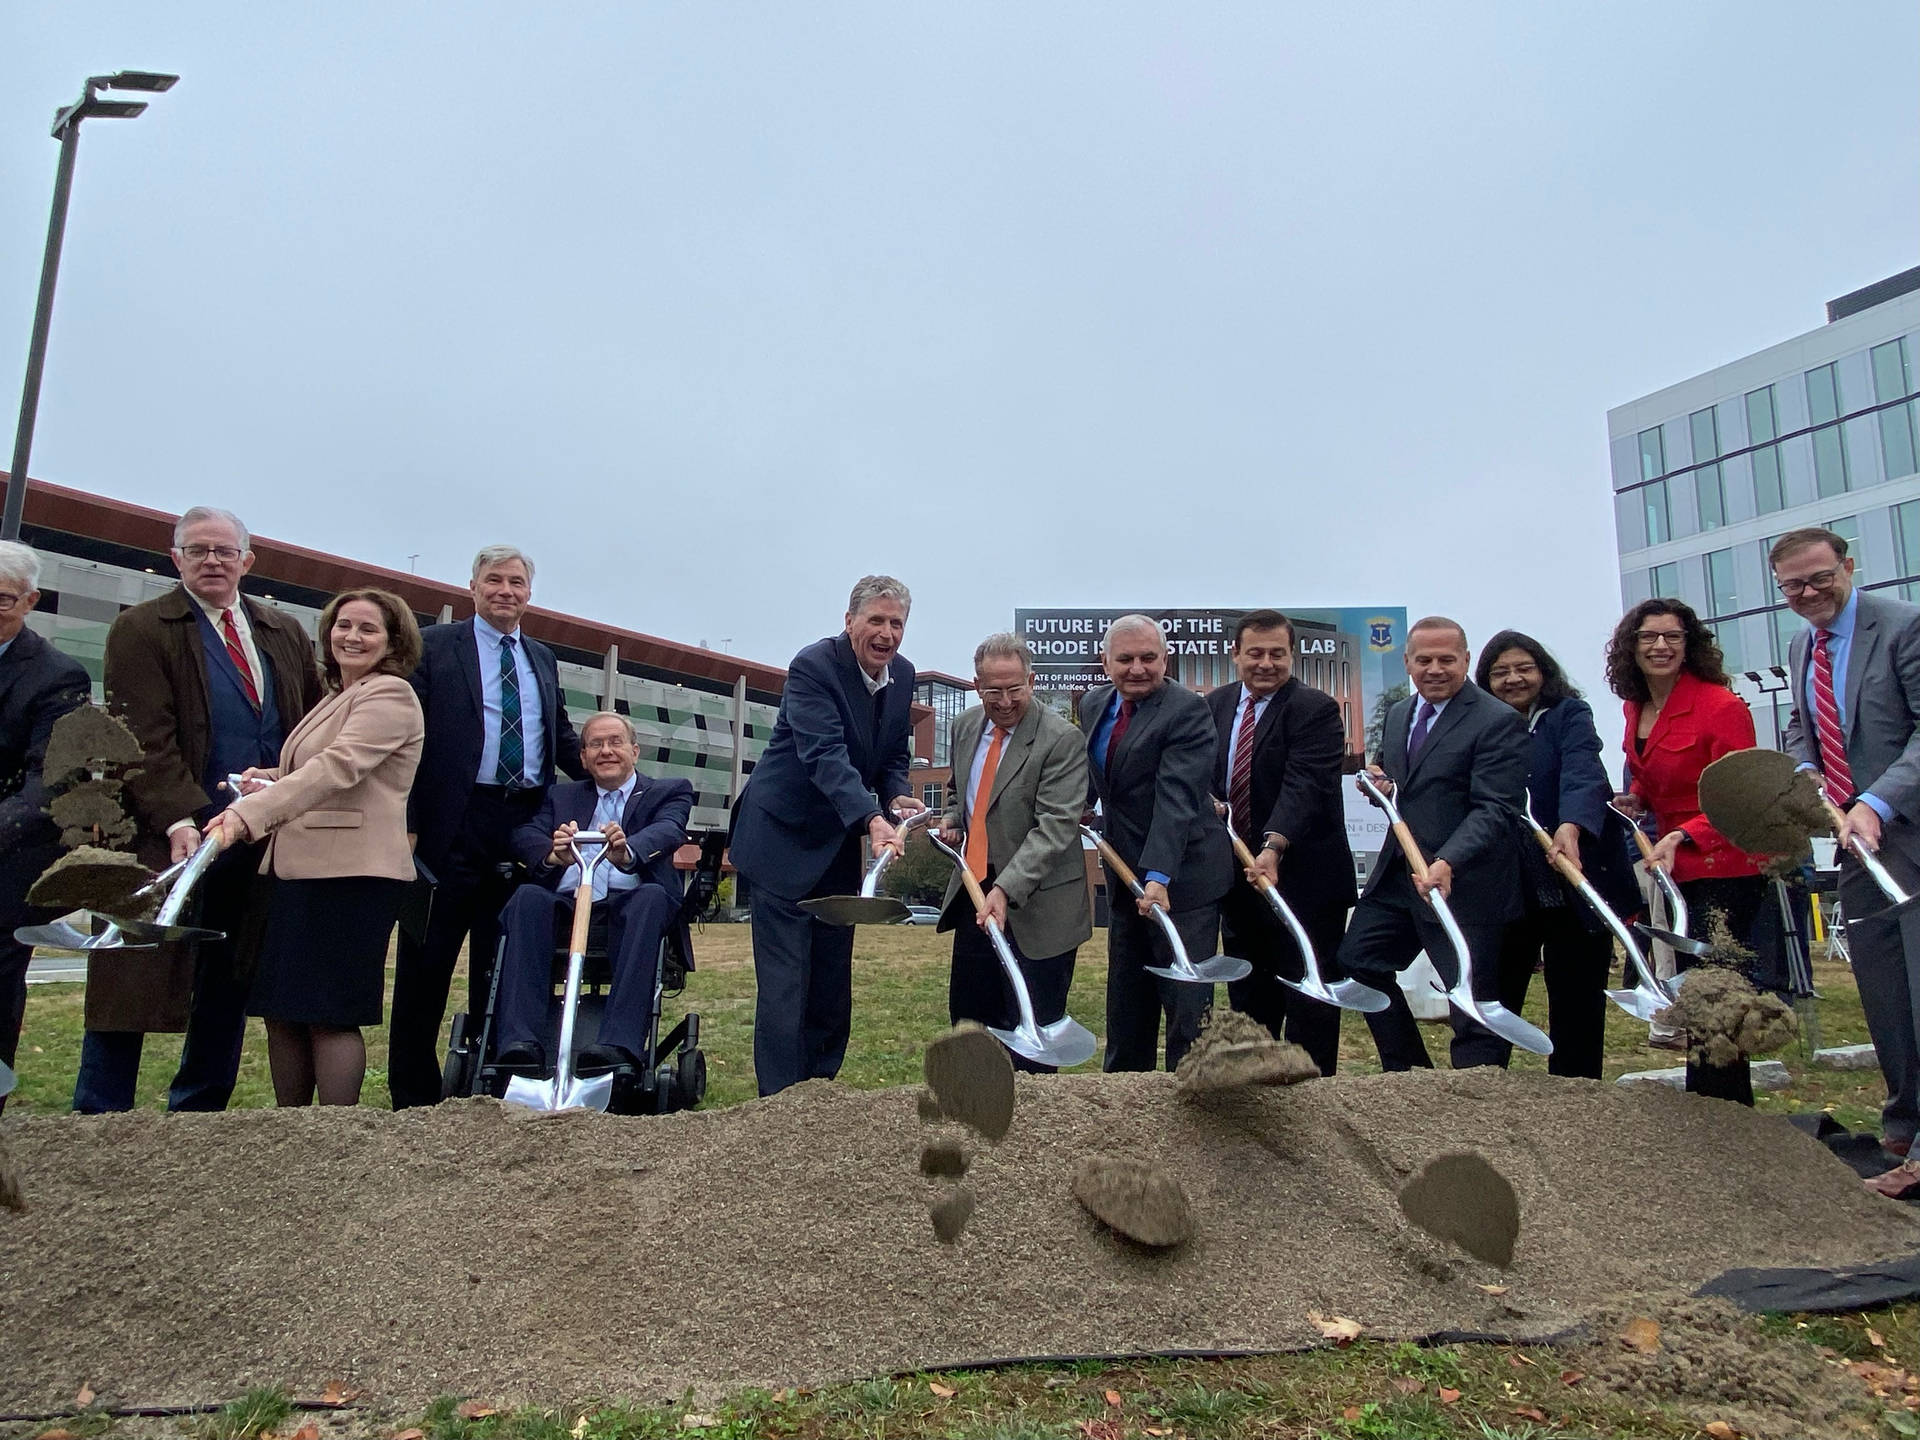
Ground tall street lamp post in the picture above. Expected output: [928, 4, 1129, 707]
[2, 71, 178, 542]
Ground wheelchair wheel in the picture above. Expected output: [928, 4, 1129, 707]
[674, 1047, 708, 1110]
[442, 1011, 473, 1100]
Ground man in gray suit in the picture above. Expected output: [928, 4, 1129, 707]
[1770, 527, 1920, 1190]
[1080, 615, 1231, 1072]
[935, 634, 1092, 1072]
[1337, 616, 1531, 1071]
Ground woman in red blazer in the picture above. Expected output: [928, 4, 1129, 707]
[1606, 597, 1770, 1103]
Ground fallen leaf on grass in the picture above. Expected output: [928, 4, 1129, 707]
[75, 1386, 95, 1408]
[1507, 1351, 1536, 1368]
[1871, 1328, 1889, 1349]
[317, 1382, 359, 1407]
[928, 1382, 956, 1399]
[1392, 1377, 1422, 1395]
[1437, 1388, 1461, 1405]
[1559, 1370, 1585, 1386]
[1620, 1317, 1662, 1354]
[1511, 1407, 1548, 1423]
[1044, 1376, 1074, 1389]
[1144, 1429, 1172, 1438]
[678, 1415, 719, 1431]
[1703, 1423, 1741, 1440]
[391, 1429, 425, 1440]
[1477, 1284, 1510, 1296]
[38, 1430, 75, 1440]
[1074, 1421, 1123, 1440]
[1104, 1389, 1123, 1407]
[1308, 1310, 1364, 1344]
[1341, 1407, 1363, 1421]
[291, 1422, 319, 1440]
[455, 1402, 498, 1421]
[570, 1416, 588, 1440]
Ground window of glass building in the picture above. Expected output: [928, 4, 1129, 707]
[1873, 338, 1914, 404]
[1896, 500, 1920, 602]
[1813, 424, 1851, 497]
[1808, 363, 1842, 425]
[1747, 386, 1778, 443]
[1716, 620, 1745, 675]
[1690, 408, 1719, 462]
[1644, 480, 1670, 545]
[1651, 561, 1679, 598]
[1768, 606, 1802, 665]
[1827, 514, 1861, 577]
[1874, 338, 1918, 479]
[1752, 445, 1785, 514]
[1706, 548, 1739, 616]
[1638, 427, 1665, 482]
[1695, 463, 1725, 530]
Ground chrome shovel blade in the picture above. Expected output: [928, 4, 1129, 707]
[989, 1015, 1099, 1069]
[502, 1071, 614, 1113]
[1633, 921, 1711, 960]
[1325, 976, 1394, 1013]
[1605, 985, 1670, 1022]
[105, 917, 226, 946]
[798, 894, 912, 926]
[1448, 990, 1554, 1056]
[12, 916, 157, 952]
[1145, 953, 1253, 984]
[0, 1057, 14, 1099]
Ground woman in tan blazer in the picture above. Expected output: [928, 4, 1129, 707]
[206, 588, 424, 1105]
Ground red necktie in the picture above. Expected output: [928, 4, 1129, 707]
[1811, 630, 1854, 806]
[221, 607, 261, 710]
[1105, 698, 1136, 779]
[1228, 697, 1259, 838]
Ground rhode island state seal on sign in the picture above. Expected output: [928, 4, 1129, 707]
[1367, 617, 1395, 652]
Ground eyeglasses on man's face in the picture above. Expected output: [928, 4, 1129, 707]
[177, 544, 244, 563]
[0, 591, 27, 613]
[582, 736, 635, 753]
[1776, 568, 1841, 598]
[977, 684, 1030, 702]
[1633, 629, 1685, 649]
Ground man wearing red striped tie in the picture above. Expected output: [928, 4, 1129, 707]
[934, 635, 1091, 1072]
[1772, 527, 1920, 1194]
[78, 505, 323, 1112]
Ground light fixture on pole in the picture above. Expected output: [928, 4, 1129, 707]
[2, 71, 179, 542]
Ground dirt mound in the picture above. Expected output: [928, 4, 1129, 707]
[2, 1069, 1917, 1412]
[1662, 966, 1800, 1066]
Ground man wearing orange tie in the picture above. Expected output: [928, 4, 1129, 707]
[935, 634, 1092, 1071]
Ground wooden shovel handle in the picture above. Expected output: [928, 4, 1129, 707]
[1389, 819, 1432, 884]
[1625, 824, 1656, 862]
[951, 852, 992, 913]
[569, 879, 595, 955]
[1529, 825, 1587, 887]
[1225, 828, 1280, 895]
[1089, 833, 1144, 894]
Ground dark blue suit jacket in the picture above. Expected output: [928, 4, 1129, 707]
[1524, 696, 1640, 919]
[512, 773, 695, 960]
[406, 618, 585, 871]
[728, 633, 914, 901]
[0, 627, 91, 926]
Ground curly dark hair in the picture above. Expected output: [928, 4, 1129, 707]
[1474, 629, 1581, 705]
[1604, 598, 1729, 703]
[316, 587, 424, 692]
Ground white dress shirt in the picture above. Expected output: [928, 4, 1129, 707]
[559, 774, 640, 900]
[1225, 688, 1273, 785]
[188, 589, 264, 697]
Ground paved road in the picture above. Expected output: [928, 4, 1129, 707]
[26, 955, 86, 985]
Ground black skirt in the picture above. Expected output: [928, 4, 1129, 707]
[246, 875, 406, 1027]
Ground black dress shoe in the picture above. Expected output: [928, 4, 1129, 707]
[575, 1043, 641, 1077]
[493, 1042, 545, 1075]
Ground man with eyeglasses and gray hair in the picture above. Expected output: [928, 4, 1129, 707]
[933, 634, 1091, 1071]
[1769, 527, 1920, 1197]
[729, 575, 922, 1095]
[76, 506, 323, 1112]
[0, 541, 91, 1111]
[389, 542, 584, 1109]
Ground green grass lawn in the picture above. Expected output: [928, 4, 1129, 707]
[9, 929, 1913, 1440]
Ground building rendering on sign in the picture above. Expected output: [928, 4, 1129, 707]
[1608, 267, 1920, 745]
[1011, 606, 1409, 770]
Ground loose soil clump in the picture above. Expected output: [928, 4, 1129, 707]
[49, 779, 136, 849]
[1397, 1151, 1520, 1268]
[1663, 966, 1800, 1067]
[919, 1138, 968, 1178]
[41, 704, 142, 781]
[1174, 1008, 1319, 1094]
[922, 1024, 1015, 1141]
[1073, 1153, 1194, 1248]
[1699, 747, 1830, 864]
[26, 844, 153, 912]
[4, 1069, 1919, 1417]
[929, 1185, 974, 1243]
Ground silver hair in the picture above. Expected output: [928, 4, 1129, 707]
[847, 574, 911, 618]
[1102, 614, 1164, 655]
[972, 632, 1033, 672]
[0, 539, 42, 591]
[580, 709, 636, 744]
[472, 544, 536, 583]
[172, 506, 251, 550]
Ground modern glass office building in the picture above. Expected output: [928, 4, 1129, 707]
[1608, 267, 1920, 744]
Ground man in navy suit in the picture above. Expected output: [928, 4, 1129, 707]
[389, 543, 585, 1108]
[492, 711, 692, 1074]
[729, 576, 921, 1096]
[0, 542, 91, 1112]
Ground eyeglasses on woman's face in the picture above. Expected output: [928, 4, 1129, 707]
[1633, 628, 1685, 650]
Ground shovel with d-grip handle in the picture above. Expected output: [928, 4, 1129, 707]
[1217, 802, 1389, 1013]
[922, 829, 1098, 1068]
[1354, 772, 1553, 1056]
[1520, 811, 1673, 1020]
[503, 831, 616, 1114]
[1078, 825, 1251, 983]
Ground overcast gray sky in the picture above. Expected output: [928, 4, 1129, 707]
[6, 4, 1916, 702]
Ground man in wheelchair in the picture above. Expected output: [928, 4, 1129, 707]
[492, 711, 694, 1079]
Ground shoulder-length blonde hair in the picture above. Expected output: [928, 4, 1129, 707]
[316, 588, 423, 691]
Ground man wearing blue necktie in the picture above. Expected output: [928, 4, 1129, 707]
[493, 711, 693, 1075]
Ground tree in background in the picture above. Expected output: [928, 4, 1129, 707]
[1365, 682, 1410, 762]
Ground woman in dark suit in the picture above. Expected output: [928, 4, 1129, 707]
[1476, 630, 1638, 1079]
[205, 589, 425, 1106]
[1605, 598, 1768, 1103]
